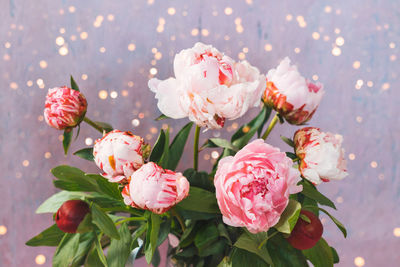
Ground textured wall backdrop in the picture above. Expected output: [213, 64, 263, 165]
[0, 0, 399, 266]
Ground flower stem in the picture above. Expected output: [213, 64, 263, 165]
[171, 208, 186, 232]
[258, 231, 279, 249]
[193, 125, 201, 171]
[83, 116, 103, 134]
[262, 113, 279, 140]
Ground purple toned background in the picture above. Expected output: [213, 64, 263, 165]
[1, 0, 399, 266]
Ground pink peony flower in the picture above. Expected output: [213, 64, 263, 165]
[294, 127, 348, 185]
[149, 42, 265, 129]
[44, 86, 87, 130]
[263, 57, 324, 125]
[122, 162, 190, 214]
[93, 130, 147, 183]
[214, 139, 302, 233]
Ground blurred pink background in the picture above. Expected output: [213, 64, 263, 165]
[1, 0, 399, 266]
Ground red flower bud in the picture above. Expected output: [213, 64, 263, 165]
[55, 200, 90, 233]
[287, 210, 323, 250]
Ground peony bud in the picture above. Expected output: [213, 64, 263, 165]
[44, 86, 87, 130]
[122, 162, 189, 214]
[93, 130, 147, 183]
[263, 57, 324, 125]
[55, 200, 90, 233]
[287, 210, 323, 250]
[294, 127, 348, 185]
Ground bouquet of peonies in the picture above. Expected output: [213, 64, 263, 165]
[27, 43, 348, 267]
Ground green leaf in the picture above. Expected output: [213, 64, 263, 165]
[274, 199, 301, 234]
[179, 222, 198, 248]
[94, 234, 108, 267]
[299, 214, 311, 223]
[201, 138, 239, 152]
[74, 148, 94, 161]
[149, 130, 165, 163]
[194, 223, 219, 250]
[183, 168, 214, 191]
[51, 165, 101, 192]
[63, 128, 73, 155]
[53, 234, 80, 267]
[302, 238, 333, 267]
[285, 152, 298, 160]
[266, 234, 308, 267]
[70, 232, 96, 267]
[94, 121, 113, 133]
[177, 187, 219, 213]
[301, 181, 336, 210]
[234, 232, 272, 265]
[303, 206, 347, 238]
[70, 75, 80, 91]
[76, 214, 94, 233]
[157, 219, 171, 247]
[231, 248, 268, 267]
[145, 213, 161, 264]
[155, 114, 170, 121]
[158, 127, 170, 168]
[217, 223, 232, 245]
[166, 122, 193, 170]
[198, 239, 226, 257]
[26, 224, 65, 247]
[91, 204, 120, 239]
[86, 174, 122, 200]
[280, 136, 295, 147]
[85, 244, 105, 267]
[331, 246, 340, 263]
[36, 191, 88, 214]
[232, 106, 269, 149]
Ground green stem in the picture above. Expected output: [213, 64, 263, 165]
[83, 116, 103, 133]
[193, 125, 201, 171]
[261, 113, 279, 140]
[102, 207, 144, 216]
[115, 217, 146, 226]
[258, 231, 279, 249]
[171, 208, 186, 232]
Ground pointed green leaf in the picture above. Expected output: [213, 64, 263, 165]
[107, 223, 133, 267]
[149, 130, 165, 163]
[301, 180, 336, 209]
[73, 148, 94, 161]
[145, 213, 161, 264]
[166, 122, 193, 170]
[86, 174, 122, 200]
[158, 127, 170, 168]
[201, 138, 238, 152]
[194, 223, 219, 250]
[70, 75, 80, 91]
[95, 234, 108, 267]
[177, 187, 219, 213]
[36, 191, 88, 214]
[302, 238, 333, 267]
[266, 234, 308, 267]
[63, 128, 73, 155]
[274, 199, 301, 234]
[280, 136, 295, 147]
[26, 224, 65, 247]
[53, 233, 80, 267]
[94, 121, 113, 133]
[155, 114, 170, 121]
[76, 213, 93, 233]
[91, 204, 120, 240]
[234, 232, 272, 265]
[331, 246, 340, 263]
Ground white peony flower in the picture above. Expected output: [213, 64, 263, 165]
[294, 127, 348, 185]
[149, 42, 265, 129]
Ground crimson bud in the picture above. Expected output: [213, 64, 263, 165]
[55, 200, 90, 233]
[287, 210, 323, 250]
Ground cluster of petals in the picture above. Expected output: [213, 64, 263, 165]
[263, 57, 324, 125]
[44, 86, 87, 130]
[149, 42, 266, 129]
[93, 130, 147, 183]
[294, 127, 348, 185]
[122, 162, 190, 214]
[214, 139, 302, 233]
